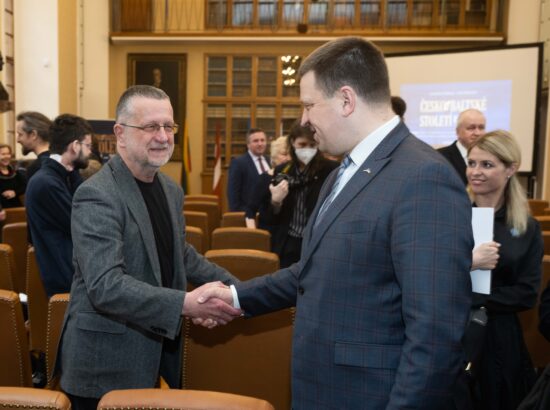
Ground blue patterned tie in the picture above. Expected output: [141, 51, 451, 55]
[314, 155, 352, 227]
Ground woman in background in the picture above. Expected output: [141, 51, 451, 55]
[467, 130, 542, 410]
[265, 119, 337, 268]
[0, 144, 26, 208]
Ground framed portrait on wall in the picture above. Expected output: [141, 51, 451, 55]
[127, 53, 186, 161]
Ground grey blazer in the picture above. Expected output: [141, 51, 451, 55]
[59, 155, 237, 398]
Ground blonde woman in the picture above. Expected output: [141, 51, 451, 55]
[467, 130, 542, 410]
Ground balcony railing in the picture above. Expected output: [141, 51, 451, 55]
[111, 0, 504, 36]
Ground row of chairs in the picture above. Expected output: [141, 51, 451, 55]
[0, 387, 275, 410]
[2, 248, 290, 409]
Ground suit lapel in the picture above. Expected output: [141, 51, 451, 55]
[301, 123, 410, 266]
[108, 156, 163, 286]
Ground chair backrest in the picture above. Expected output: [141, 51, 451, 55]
[221, 211, 246, 227]
[184, 211, 210, 251]
[529, 199, 550, 216]
[46, 293, 70, 389]
[183, 201, 221, 236]
[98, 389, 274, 410]
[26, 247, 49, 353]
[535, 216, 550, 231]
[204, 249, 279, 281]
[0, 387, 71, 410]
[185, 194, 219, 204]
[0, 243, 15, 291]
[186, 226, 204, 254]
[543, 231, 550, 256]
[3, 207, 27, 225]
[2, 222, 29, 293]
[211, 227, 271, 252]
[183, 251, 291, 410]
[519, 255, 550, 368]
[0, 290, 32, 387]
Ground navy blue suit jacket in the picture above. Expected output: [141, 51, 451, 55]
[236, 122, 474, 409]
[227, 153, 269, 211]
[25, 158, 83, 296]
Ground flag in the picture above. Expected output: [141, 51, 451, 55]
[212, 122, 222, 196]
[181, 120, 192, 193]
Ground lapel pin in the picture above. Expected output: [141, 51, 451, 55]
[363, 168, 371, 174]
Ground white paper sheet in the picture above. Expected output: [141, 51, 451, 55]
[470, 207, 494, 294]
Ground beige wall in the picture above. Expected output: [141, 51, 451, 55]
[59, 0, 77, 114]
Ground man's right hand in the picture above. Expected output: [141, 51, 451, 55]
[182, 281, 241, 329]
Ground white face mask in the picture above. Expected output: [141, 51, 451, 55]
[295, 147, 318, 165]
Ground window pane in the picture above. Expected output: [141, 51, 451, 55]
[465, 0, 487, 26]
[206, 104, 226, 168]
[232, 57, 252, 97]
[309, 0, 328, 25]
[281, 105, 302, 135]
[360, 0, 381, 26]
[283, 0, 303, 27]
[231, 105, 251, 156]
[259, 0, 277, 26]
[440, 0, 460, 26]
[334, 0, 355, 28]
[233, 0, 253, 26]
[207, 56, 227, 97]
[387, 0, 407, 27]
[256, 105, 276, 138]
[206, 0, 227, 28]
[412, 0, 433, 26]
[258, 57, 277, 97]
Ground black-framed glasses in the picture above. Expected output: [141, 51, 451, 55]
[119, 123, 179, 134]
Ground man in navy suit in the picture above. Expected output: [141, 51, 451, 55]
[199, 37, 473, 409]
[438, 108, 486, 185]
[227, 128, 269, 211]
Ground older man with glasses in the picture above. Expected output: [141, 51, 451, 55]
[57, 85, 241, 410]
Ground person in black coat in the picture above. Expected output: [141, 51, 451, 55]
[466, 130, 542, 410]
[438, 109, 486, 185]
[0, 144, 26, 208]
[245, 136, 289, 230]
[262, 120, 338, 268]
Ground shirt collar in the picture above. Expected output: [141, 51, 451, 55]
[348, 115, 400, 167]
[248, 150, 264, 160]
[456, 140, 468, 161]
[49, 154, 63, 164]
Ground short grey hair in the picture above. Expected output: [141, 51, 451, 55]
[115, 85, 170, 122]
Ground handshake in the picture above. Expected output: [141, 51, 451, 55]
[182, 281, 242, 329]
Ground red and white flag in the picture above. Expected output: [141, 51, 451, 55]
[212, 122, 222, 196]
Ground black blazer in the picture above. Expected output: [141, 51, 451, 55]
[438, 141, 467, 185]
[266, 157, 338, 255]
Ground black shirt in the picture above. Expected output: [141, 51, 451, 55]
[136, 175, 174, 288]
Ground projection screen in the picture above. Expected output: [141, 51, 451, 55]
[385, 43, 543, 173]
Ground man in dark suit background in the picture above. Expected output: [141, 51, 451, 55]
[227, 128, 269, 211]
[438, 108, 486, 185]
[198, 37, 474, 409]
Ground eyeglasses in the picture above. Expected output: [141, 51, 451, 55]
[78, 141, 92, 149]
[119, 123, 179, 134]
